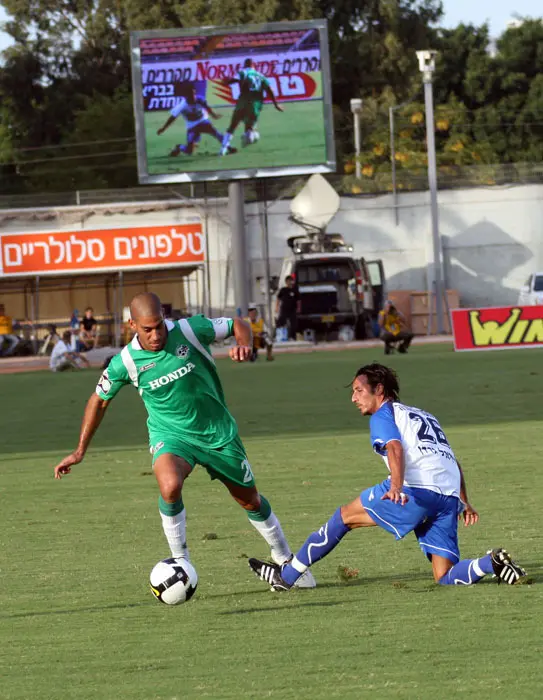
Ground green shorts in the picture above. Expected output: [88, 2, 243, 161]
[233, 99, 263, 124]
[150, 434, 255, 488]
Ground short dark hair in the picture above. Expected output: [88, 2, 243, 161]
[62, 330, 72, 343]
[244, 58, 252, 68]
[354, 363, 400, 401]
[85, 306, 93, 312]
[285, 275, 293, 282]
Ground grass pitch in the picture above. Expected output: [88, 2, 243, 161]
[1, 345, 542, 699]
[144, 100, 327, 175]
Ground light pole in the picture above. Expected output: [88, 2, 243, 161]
[416, 49, 445, 335]
[350, 98, 363, 179]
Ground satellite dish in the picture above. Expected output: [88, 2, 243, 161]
[289, 174, 340, 231]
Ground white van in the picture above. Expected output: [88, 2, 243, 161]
[518, 273, 543, 306]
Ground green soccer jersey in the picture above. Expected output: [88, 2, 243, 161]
[238, 67, 269, 99]
[95, 316, 237, 450]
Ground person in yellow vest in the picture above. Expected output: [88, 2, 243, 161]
[246, 305, 274, 362]
[378, 300, 414, 355]
[0, 303, 21, 357]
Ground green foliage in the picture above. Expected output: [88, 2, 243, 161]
[0, 2, 541, 193]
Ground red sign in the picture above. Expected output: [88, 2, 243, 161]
[451, 305, 543, 351]
[211, 73, 317, 104]
[0, 224, 204, 276]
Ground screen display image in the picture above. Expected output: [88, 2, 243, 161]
[130, 21, 335, 183]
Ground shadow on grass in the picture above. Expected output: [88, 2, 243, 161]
[1, 600, 152, 620]
[220, 600, 345, 615]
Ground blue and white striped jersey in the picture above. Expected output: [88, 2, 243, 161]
[369, 401, 461, 497]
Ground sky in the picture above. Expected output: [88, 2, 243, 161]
[0, 1, 541, 51]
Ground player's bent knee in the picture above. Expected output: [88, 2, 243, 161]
[157, 478, 183, 502]
[340, 499, 376, 529]
[431, 554, 454, 582]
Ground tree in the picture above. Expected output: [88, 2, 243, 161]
[1, 1, 540, 195]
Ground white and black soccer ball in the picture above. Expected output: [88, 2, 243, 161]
[242, 129, 260, 146]
[149, 558, 198, 605]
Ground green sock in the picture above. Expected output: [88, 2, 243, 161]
[158, 495, 189, 559]
[246, 494, 272, 522]
[158, 495, 184, 516]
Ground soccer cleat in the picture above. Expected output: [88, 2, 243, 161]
[248, 558, 291, 591]
[270, 552, 317, 588]
[293, 568, 317, 589]
[169, 145, 183, 157]
[489, 548, 527, 584]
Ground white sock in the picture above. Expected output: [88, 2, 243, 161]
[249, 512, 292, 564]
[222, 132, 232, 147]
[473, 558, 486, 577]
[159, 508, 190, 561]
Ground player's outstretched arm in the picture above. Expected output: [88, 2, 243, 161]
[381, 440, 408, 505]
[265, 85, 283, 112]
[157, 115, 176, 135]
[229, 318, 253, 363]
[457, 462, 479, 526]
[203, 101, 222, 120]
[53, 394, 110, 479]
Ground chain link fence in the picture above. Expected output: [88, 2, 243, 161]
[0, 163, 541, 210]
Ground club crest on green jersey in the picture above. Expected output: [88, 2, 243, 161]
[176, 344, 190, 359]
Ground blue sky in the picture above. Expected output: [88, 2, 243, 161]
[0, 1, 541, 51]
[441, 0, 541, 33]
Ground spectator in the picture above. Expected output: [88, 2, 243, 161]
[50, 331, 90, 372]
[275, 275, 301, 341]
[79, 307, 99, 350]
[246, 304, 274, 362]
[0, 303, 20, 357]
[378, 300, 414, 355]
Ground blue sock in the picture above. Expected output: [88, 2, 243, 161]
[281, 508, 350, 586]
[439, 554, 493, 585]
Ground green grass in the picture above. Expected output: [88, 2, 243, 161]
[144, 100, 327, 174]
[1, 345, 542, 700]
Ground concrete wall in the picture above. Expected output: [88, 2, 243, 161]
[245, 183, 543, 310]
[1, 183, 542, 318]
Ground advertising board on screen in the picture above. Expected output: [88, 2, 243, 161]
[130, 20, 335, 184]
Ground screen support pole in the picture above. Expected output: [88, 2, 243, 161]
[229, 180, 250, 317]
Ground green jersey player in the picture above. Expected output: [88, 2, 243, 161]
[53, 292, 315, 588]
[220, 58, 283, 155]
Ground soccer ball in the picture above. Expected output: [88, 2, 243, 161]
[149, 558, 198, 605]
[242, 129, 260, 146]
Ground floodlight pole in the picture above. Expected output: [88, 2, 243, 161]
[229, 181, 250, 317]
[350, 98, 363, 180]
[416, 50, 445, 335]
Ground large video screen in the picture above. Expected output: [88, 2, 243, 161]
[130, 20, 335, 184]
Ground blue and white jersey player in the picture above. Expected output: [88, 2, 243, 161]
[156, 82, 237, 157]
[249, 363, 526, 589]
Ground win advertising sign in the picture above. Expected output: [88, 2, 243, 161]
[451, 306, 543, 351]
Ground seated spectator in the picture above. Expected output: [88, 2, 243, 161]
[246, 304, 274, 362]
[50, 331, 90, 372]
[378, 300, 414, 355]
[0, 303, 20, 357]
[79, 307, 99, 350]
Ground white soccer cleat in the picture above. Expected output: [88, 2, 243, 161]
[293, 568, 317, 588]
[270, 551, 317, 588]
